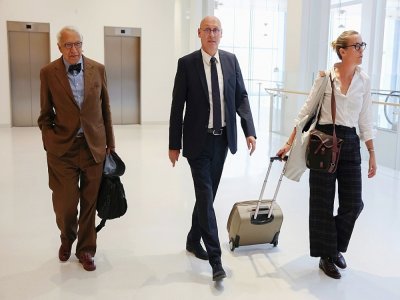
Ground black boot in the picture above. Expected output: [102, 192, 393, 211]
[186, 242, 209, 260]
[212, 263, 226, 281]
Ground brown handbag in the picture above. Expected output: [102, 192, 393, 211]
[306, 74, 343, 173]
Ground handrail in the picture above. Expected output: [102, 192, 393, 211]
[263, 87, 400, 172]
[371, 89, 400, 94]
[265, 88, 308, 95]
[264, 88, 400, 107]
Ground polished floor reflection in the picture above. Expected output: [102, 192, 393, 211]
[0, 125, 399, 300]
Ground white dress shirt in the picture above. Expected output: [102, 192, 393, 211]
[201, 49, 226, 129]
[63, 57, 84, 135]
[63, 57, 84, 109]
[295, 66, 375, 141]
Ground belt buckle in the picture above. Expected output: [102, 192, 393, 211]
[212, 129, 223, 136]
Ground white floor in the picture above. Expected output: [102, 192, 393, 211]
[0, 124, 399, 300]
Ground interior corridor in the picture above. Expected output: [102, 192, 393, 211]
[0, 125, 399, 300]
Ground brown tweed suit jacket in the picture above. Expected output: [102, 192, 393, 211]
[38, 55, 115, 163]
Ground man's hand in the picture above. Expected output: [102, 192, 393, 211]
[169, 149, 181, 167]
[246, 136, 256, 156]
[106, 147, 115, 155]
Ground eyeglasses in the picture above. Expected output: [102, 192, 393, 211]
[343, 42, 367, 51]
[64, 42, 83, 49]
[201, 28, 221, 35]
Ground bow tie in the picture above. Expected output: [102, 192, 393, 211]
[68, 63, 82, 74]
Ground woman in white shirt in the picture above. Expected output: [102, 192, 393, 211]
[277, 30, 377, 279]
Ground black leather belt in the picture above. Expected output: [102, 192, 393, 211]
[207, 127, 225, 135]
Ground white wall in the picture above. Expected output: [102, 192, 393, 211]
[0, 0, 185, 126]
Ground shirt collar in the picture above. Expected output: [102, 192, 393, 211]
[63, 56, 84, 73]
[331, 64, 361, 80]
[201, 49, 220, 65]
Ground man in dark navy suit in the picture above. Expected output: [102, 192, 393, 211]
[168, 16, 256, 281]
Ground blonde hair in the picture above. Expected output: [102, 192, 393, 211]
[331, 30, 359, 59]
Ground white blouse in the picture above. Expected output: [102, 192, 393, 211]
[295, 66, 375, 142]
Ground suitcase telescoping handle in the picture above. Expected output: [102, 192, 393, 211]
[253, 156, 287, 220]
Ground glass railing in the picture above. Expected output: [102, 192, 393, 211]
[371, 90, 400, 132]
[262, 86, 400, 171]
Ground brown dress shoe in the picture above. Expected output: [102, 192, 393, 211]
[78, 252, 96, 271]
[319, 257, 341, 279]
[333, 252, 347, 269]
[58, 243, 72, 262]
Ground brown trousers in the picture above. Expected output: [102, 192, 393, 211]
[47, 136, 103, 256]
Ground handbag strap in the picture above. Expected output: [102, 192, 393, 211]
[329, 73, 340, 173]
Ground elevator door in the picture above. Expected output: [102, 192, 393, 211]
[104, 27, 141, 124]
[7, 21, 50, 126]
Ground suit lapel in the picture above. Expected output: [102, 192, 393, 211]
[218, 51, 230, 101]
[194, 50, 209, 101]
[54, 57, 75, 102]
[82, 56, 93, 109]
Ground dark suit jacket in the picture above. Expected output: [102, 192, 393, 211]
[38, 56, 115, 163]
[169, 49, 256, 159]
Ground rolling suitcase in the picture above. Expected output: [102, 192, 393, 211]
[227, 156, 286, 251]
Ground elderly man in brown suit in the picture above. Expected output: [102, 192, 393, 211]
[38, 26, 115, 271]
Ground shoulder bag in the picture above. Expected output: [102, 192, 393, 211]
[305, 74, 343, 173]
[283, 72, 329, 182]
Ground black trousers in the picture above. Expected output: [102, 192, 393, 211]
[187, 131, 228, 266]
[309, 124, 364, 258]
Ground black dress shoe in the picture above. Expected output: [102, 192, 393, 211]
[333, 252, 347, 269]
[212, 263, 226, 281]
[186, 243, 209, 260]
[319, 257, 341, 279]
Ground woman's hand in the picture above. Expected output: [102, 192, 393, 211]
[368, 152, 377, 178]
[277, 128, 296, 159]
[365, 140, 376, 178]
[276, 142, 292, 159]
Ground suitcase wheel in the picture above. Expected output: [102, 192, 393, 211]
[229, 238, 235, 251]
[271, 232, 280, 247]
[229, 236, 240, 251]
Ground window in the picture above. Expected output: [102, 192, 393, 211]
[214, 0, 287, 126]
[327, 1, 362, 67]
[378, 0, 400, 131]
